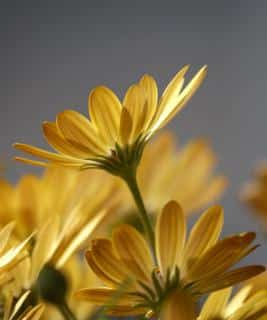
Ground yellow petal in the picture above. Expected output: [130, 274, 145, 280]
[112, 224, 153, 283]
[123, 84, 148, 141]
[14, 143, 86, 164]
[0, 222, 15, 255]
[187, 232, 256, 282]
[199, 288, 232, 320]
[89, 86, 122, 145]
[74, 287, 135, 306]
[56, 110, 105, 154]
[196, 265, 265, 294]
[54, 210, 107, 268]
[119, 107, 133, 146]
[30, 217, 59, 283]
[43, 121, 91, 157]
[90, 239, 130, 286]
[184, 205, 223, 271]
[151, 65, 207, 133]
[224, 286, 251, 317]
[139, 74, 158, 129]
[156, 201, 186, 276]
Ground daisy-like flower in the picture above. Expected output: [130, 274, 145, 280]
[14, 65, 207, 176]
[117, 131, 227, 224]
[0, 167, 119, 240]
[241, 164, 267, 230]
[75, 201, 264, 318]
[197, 286, 267, 320]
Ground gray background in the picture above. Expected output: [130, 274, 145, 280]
[1, 1, 267, 264]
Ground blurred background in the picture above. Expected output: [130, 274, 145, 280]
[1, 1, 267, 263]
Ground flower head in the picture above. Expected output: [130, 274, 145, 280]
[14, 66, 207, 176]
[75, 201, 264, 317]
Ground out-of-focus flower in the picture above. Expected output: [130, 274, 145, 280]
[244, 270, 267, 296]
[118, 132, 227, 219]
[14, 66, 207, 176]
[198, 286, 267, 320]
[75, 201, 264, 318]
[241, 164, 267, 229]
[0, 167, 119, 239]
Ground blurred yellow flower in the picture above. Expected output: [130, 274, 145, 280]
[241, 164, 267, 229]
[119, 132, 227, 218]
[198, 286, 267, 320]
[0, 167, 119, 239]
[14, 66, 207, 175]
[75, 201, 264, 317]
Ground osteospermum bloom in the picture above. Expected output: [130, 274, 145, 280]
[118, 132, 227, 220]
[0, 167, 119, 239]
[75, 201, 264, 317]
[14, 65, 207, 176]
[241, 164, 267, 230]
[197, 286, 267, 320]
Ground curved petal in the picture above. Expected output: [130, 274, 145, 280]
[139, 74, 158, 129]
[184, 205, 224, 271]
[155, 201, 186, 276]
[89, 86, 122, 145]
[43, 121, 90, 157]
[90, 239, 131, 285]
[56, 110, 105, 155]
[112, 224, 153, 283]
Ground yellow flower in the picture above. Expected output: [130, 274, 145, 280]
[241, 164, 267, 229]
[0, 167, 119, 239]
[14, 66, 207, 176]
[2, 213, 105, 320]
[119, 131, 227, 219]
[75, 201, 264, 317]
[198, 286, 267, 320]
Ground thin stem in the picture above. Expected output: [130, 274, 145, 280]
[123, 169, 155, 255]
[57, 301, 77, 320]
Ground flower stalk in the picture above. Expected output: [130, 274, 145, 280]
[123, 169, 155, 255]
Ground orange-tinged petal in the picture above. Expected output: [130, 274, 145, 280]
[91, 239, 130, 285]
[187, 232, 256, 282]
[89, 86, 121, 145]
[184, 205, 223, 271]
[112, 224, 153, 283]
[196, 265, 265, 295]
[119, 107, 133, 145]
[156, 201, 186, 276]
[74, 287, 135, 306]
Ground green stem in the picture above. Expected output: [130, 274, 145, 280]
[57, 301, 77, 320]
[123, 169, 155, 255]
